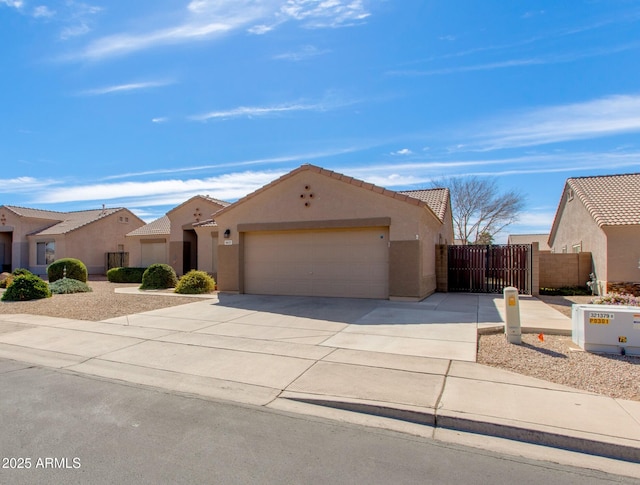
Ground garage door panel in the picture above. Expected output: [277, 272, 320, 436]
[244, 228, 388, 299]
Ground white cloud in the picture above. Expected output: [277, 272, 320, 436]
[102, 146, 366, 181]
[151, 117, 169, 123]
[273, 45, 329, 61]
[389, 42, 640, 77]
[509, 210, 555, 228]
[55, 2, 103, 39]
[522, 10, 545, 19]
[33, 5, 55, 18]
[34, 170, 287, 205]
[190, 102, 322, 121]
[79, 80, 174, 96]
[0, 177, 58, 193]
[362, 173, 421, 187]
[0, 0, 23, 9]
[391, 148, 412, 156]
[248, 24, 275, 35]
[190, 92, 358, 121]
[279, 0, 370, 28]
[473, 94, 640, 150]
[17, 149, 640, 213]
[346, 150, 640, 185]
[68, 0, 372, 61]
[60, 23, 90, 40]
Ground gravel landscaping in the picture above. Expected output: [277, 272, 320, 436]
[1, 281, 638, 401]
[0, 279, 208, 321]
[478, 294, 640, 402]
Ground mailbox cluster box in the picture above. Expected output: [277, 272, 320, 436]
[572, 304, 640, 355]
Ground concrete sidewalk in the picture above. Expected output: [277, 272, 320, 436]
[0, 292, 638, 468]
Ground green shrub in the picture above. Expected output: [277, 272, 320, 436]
[1, 269, 34, 289]
[49, 278, 93, 294]
[1, 274, 51, 301]
[175, 270, 216, 294]
[12, 268, 33, 277]
[107, 267, 147, 283]
[140, 263, 178, 290]
[539, 286, 591, 296]
[47, 258, 88, 283]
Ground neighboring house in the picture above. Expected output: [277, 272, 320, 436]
[507, 233, 551, 251]
[0, 205, 144, 275]
[126, 195, 229, 276]
[214, 164, 453, 300]
[548, 173, 640, 295]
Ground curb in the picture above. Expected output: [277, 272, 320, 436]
[477, 325, 571, 337]
[283, 396, 640, 464]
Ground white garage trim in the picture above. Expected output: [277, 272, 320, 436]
[243, 227, 389, 299]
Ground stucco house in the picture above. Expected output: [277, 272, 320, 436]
[0, 205, 144, 275]
[213, 164, 454, 300]
[126, 195, 229, 275]
[507, 233, 551, 251]
[548, 173, 640, 295]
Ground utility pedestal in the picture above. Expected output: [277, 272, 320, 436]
[504, 286, 522, 344]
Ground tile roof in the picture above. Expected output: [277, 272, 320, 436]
[31, 208, 125, 235]
[4, 206, 66, 221]
[193, 219, 218, 228]
[166, 194, 230, 216]
[214, 164, 450, 223]
[567, 173, 640, 226]
[127, 215, 171, 237]
[398, 189, 450, 222]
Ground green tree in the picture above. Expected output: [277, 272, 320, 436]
[474, 231, 494, 245]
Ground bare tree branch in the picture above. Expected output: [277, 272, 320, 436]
[433, 176, 525, 244]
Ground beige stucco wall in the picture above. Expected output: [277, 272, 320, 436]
[214, 169, 450, 299]
[193, 226, 219, 278]
[0, 209, 62, 270]
[126, 236, 169, 267]
[550, 188, 606, 294]
[604, 225, 640, 283]
[167, 197, 226, 275]
[539, 251, 592, 288]
[27, 209, 143, 275]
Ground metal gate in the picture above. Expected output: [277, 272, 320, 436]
[448, 244, 532, 294]
[105, 252, 129, 271]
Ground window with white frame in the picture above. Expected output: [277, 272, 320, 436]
[37, 241, 55, 265]
[572, 243, 582, 253]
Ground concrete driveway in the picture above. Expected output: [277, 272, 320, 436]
[6, 291, 637, 468]
[104, 292, 499, 362]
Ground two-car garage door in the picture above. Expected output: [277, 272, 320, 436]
[244, 227, 389, 299]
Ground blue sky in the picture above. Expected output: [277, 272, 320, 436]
[2, 0, 639, 242]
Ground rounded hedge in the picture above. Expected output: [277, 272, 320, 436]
[47, 258, 88, 283]
[12, 268, 33, 277]
[175, 270, 216, 294]
[1, 269, 34, 289]
[49, 278, 93, 295]
[2, 274, 52, 301]
[107, 267, 147, 284]
[140, 264, 178, 290]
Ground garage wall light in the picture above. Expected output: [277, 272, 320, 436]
[223, 229, 231, 239]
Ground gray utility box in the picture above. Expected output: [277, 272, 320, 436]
[572, 304, 640, 355]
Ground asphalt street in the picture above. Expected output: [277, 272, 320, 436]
[0, 359, 635, 485]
